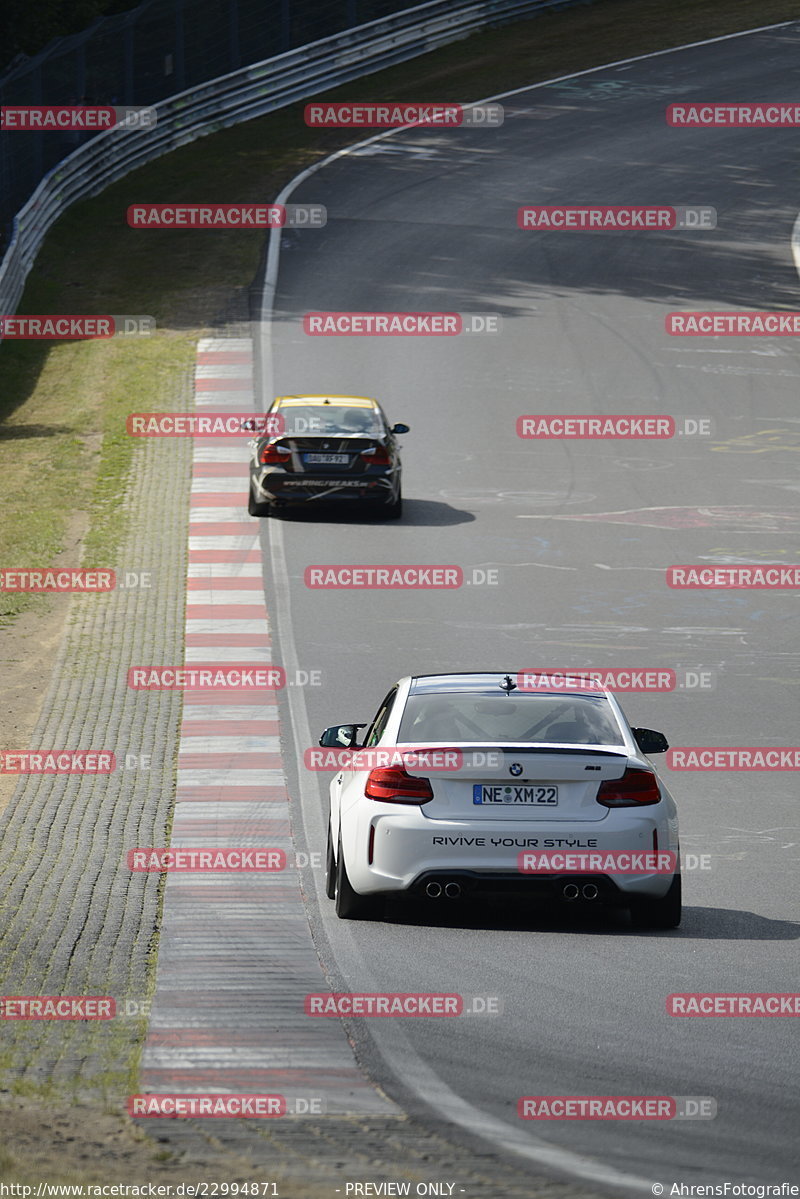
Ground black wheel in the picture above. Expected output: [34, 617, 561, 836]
[334, 836, 373, 919]
[247, 486, 271, 517]
[382, 486, 402, 519]
[630, 874, 682, 929]
[325, 824, 336, 900]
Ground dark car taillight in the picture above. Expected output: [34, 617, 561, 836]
[259, 442, 291, 465]
[360, 444, 391, 465]
[596, 767, 661, 807]
[364, 766, 433, 804]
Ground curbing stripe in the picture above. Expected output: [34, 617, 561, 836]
[139, 337, 394, 1117]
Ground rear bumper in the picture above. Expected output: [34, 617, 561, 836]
[342, 808, 679, 899]
[252, 466, 397, 504]
[409, 869, 645, 904]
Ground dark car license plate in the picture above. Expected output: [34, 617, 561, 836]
[305, 452, 349, 465]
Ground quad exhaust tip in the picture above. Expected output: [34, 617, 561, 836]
[425, 880, 462, 899]
[428, 880, 594, 901]
[563, 882, 600, 901]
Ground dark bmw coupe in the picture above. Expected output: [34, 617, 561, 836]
[248, 394, 409, 518]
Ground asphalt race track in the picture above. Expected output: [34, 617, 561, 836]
[259, 23, 800, 1190]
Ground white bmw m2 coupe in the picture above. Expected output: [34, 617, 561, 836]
[321, 673, 681, 928]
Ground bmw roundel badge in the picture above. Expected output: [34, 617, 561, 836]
[509, 763, 523, 777]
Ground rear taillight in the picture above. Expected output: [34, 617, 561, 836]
[360, 445, 391, 466]
[259, 442, 291, 465]
[364, 766, 433, 804]
[596, 767, 661, 807]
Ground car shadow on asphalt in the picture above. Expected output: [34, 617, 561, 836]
[263, 498, 475, 526]
[372, 898, 800, 939]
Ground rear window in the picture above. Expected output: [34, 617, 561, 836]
[274, 405, 383, 437]
[396, 693, 624, 745]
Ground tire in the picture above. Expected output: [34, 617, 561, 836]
[630, 874, 682, 929]
[334, 835, 373, 919]
[247, 486, 272, 517]
[325, 824, 336, 900]
[383, 486, 402, 519]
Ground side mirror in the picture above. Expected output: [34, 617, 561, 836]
[319, 723, 367, 748]
[632, 727, 669, 754]
[391, 423, 410, 434]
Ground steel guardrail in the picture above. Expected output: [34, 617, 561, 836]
[0, 0, 592, 316]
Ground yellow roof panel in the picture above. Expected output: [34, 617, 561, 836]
[275, 395, 377, 409]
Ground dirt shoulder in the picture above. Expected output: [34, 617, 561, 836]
[0, 1096, 600, 1198]
[0, 515, 88, 816]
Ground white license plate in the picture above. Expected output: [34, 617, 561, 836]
[473, 784, 558, 806]
[305, 452, 349, 465]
